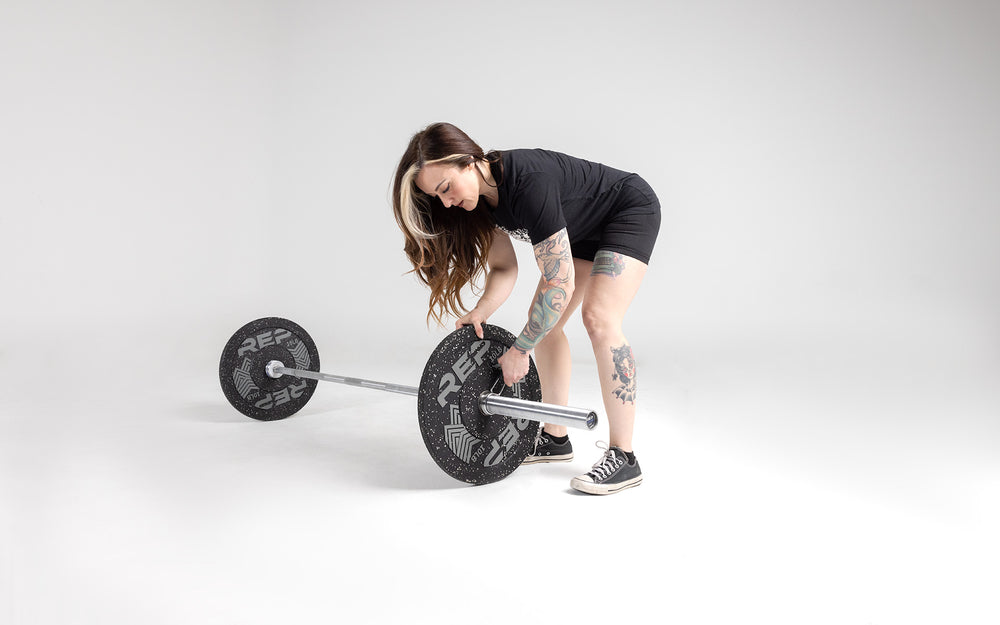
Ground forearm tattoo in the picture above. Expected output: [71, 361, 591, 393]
[592, 250, 626, 278]
[514, 229, 573, 353]
[610, 343, 637, 404]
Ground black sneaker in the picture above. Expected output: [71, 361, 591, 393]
[522, 430, 574, 464]
[570, 443, 642, 495]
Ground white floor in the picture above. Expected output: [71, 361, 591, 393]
[3, 320, 998, 625]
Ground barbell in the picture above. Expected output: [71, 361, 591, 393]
[219, 317, 599, 485]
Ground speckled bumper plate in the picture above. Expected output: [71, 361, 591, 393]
[417, 325, 541, 485]
[219, 317, 321, 421]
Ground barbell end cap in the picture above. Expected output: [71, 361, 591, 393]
[586, 412, 599, 430]
[265, 360, 285, 379]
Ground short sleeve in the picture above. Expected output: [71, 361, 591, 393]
[509, 171, 567, 245]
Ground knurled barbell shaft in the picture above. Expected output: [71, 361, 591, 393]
[267, 363, 598, 431]
[269, 364, 420, 397]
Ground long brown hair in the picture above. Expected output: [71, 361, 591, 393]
[392, 122, 501, 325]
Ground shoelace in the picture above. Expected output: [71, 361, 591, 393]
[587, 442, 624, 481]
[531, 430, 550, 453]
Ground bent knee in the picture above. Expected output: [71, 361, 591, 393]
[581, 305, 621, 344]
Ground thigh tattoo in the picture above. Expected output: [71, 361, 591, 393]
[592, 251, 626, 278]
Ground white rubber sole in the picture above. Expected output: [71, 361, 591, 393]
[570, 475, 643, 495]
[521, 453, 574, 465]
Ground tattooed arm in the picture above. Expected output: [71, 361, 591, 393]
[496, 228, 574, 386]
[514, 228, 575, 353]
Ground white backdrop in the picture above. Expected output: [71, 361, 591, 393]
[4, 0, 998, 346]
[2, 1, 999, 623]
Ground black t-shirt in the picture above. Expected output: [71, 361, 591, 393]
[487, 149, 635, 246]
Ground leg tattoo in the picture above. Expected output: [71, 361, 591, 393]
[592, 251, 626, 278]
[610, 343, 637, 404]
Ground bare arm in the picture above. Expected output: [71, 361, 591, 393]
[513, 228, 575, 354]
[475, 229, 519, 319]
[456, 229, 518, 335]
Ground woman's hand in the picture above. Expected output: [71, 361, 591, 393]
[455, 307, 488, 339]
[497, 347, 531, 387]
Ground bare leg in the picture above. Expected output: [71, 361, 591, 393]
[581, 251, 648, 452]
[531, 258, 591, 437]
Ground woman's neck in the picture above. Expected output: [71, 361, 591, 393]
[477, 161, 499, 207]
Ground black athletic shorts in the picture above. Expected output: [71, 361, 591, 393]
[571, 174, 661, 265]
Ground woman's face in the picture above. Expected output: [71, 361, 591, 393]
[415, 161, 481, 211]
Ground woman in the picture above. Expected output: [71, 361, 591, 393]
[392, 122, 660, 495]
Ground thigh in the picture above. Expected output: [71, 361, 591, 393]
[584, 250, 648, 323]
